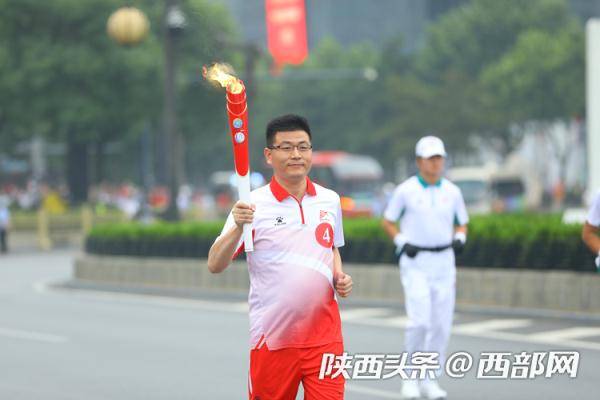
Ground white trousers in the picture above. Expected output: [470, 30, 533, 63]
[400, 251, 456, 378]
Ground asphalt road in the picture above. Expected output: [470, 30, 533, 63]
[1, 250, 599, 399]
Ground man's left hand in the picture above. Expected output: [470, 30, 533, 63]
[452, 239, 465, 255]
[334, 273, 353, 298]
[453, 232, 467, 255]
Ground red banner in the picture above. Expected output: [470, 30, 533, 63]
[265, 0, 308, 67]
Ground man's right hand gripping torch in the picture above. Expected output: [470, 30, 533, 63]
[203, 63, 253, 252]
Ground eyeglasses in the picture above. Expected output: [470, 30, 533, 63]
[268, 143, 313, 153]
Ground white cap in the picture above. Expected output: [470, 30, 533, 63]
[415, 136, 446, 158]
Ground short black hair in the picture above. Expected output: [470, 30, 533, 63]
[265, 114, 312, 147]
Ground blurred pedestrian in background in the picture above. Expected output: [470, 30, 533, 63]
[381, 136, 469, 400]
[0, 195, 11, 253]
[582, 189, 600, 271]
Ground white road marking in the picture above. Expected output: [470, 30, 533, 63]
[452, 319, 533, 335]
[452, 319, 600, 351]
[33, 281, 50, 293]
[343, 316, 409, 328]
[346, 383, 398, 399]
[452, 328, 600, 351]
[341, 308, 391, 321]
[351, 316, 600, 351]
[0, 327, 68, 344]
[379, 316, 410, 328]
[528, 327, 600, 342]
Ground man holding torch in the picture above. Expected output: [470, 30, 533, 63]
[206, 78, 353, 398]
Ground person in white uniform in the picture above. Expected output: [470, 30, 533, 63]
[0, 196, 10, 254]
[382, 136, 468, 400]
[582, 190, 600, 271]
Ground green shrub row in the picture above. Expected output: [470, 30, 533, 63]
[86, 222, 223, 259]
[85, 215, 598, 272]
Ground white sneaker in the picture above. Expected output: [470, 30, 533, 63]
[400, 380, 421, 399]
[420, 380, 447, 400]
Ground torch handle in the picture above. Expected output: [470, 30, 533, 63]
[237, 172, 253, 252]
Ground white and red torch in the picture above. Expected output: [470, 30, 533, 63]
[203, 63, 253, 252]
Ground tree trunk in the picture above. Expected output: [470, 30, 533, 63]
[66, 130, 89, 205]
[94, 140, 105, 184]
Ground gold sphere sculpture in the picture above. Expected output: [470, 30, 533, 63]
[107, 7, 150, 46]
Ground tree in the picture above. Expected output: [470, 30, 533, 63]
[481, 24, 585, 122]
[0, 0, 160, 202]
[481, 23, 585, 192]
[0, 0, 236, 201]
[416, 0, 573, 81]
[251, 38, 383, 167]
[407, 0, 583, 155]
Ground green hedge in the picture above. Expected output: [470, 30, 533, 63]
[85, 214, 597, 272]
[457, 214, 591, 271]
[85, 222, 224, 258]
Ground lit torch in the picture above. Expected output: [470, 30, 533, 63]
[203, 63, 253, 252]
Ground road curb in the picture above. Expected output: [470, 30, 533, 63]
[74, 254, 600, 318]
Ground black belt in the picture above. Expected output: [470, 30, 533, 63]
[398, 243, 453, 257]
[414, 244, 453, 252]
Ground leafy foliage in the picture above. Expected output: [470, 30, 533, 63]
[0, 0, 586, 188]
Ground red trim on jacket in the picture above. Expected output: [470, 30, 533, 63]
[269, 176, 316, 201]
[269, 177, 315, 225]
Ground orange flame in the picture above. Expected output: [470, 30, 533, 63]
[202, 63, 243, 94]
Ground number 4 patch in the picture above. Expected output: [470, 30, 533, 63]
[315, 223, 334, 248]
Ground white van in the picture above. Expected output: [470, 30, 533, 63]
[446, 166, 495, 214]
[447, 164, 536, 213]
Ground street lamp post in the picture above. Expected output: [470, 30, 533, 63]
[107, 6, 152, 219]
[162, 0, 186, 221]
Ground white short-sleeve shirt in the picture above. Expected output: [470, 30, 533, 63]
[384, 175, 469, 247]
[217, 177, 344, 350]
[587, 190, 600, 227]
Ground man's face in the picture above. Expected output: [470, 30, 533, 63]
[416, 155, 445, 178]
[264, 130, 312, 181]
